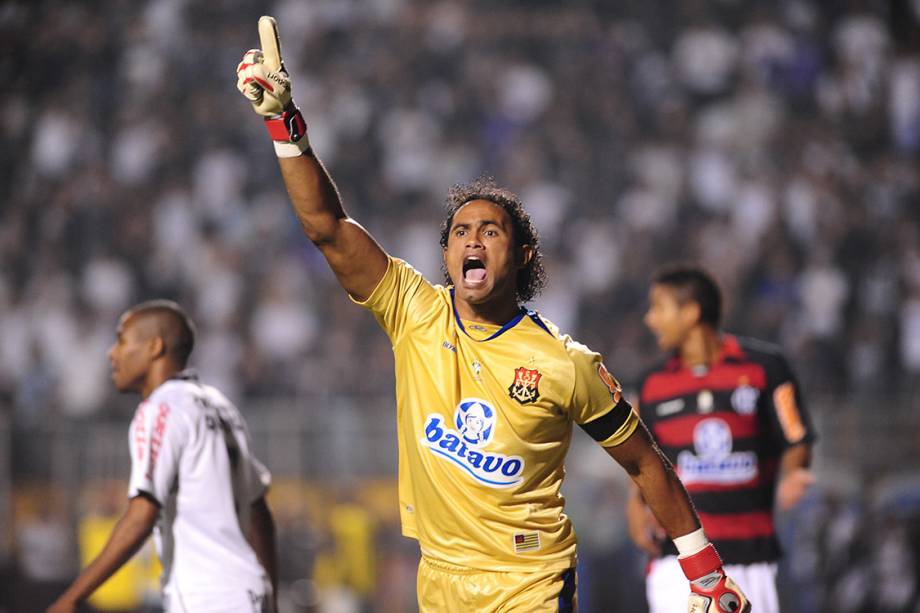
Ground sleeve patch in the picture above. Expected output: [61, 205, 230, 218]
[579, 397, 633, 442]
[145, 403, 171, 480]
[774, 382, 806, 443]
[596, 363, 622, 403]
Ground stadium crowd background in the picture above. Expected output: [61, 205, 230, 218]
[1, 0, 919, 611]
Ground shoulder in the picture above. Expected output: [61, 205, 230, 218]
[731, 335, 792, 371]
[147, 380, 202, 420]
[527, 311, 601, 365]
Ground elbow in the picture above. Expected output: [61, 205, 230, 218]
[300, 215, 340, 246]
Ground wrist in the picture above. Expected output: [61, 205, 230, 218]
[673, 527, 709, 557]
[678, 541, 724, 583]
[264, 104, 311, 158]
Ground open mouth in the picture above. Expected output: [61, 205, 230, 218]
[463, 257, 487, 283]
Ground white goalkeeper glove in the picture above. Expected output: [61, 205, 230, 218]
[235, 16, 310, 158]
[678, 538, 751, 613]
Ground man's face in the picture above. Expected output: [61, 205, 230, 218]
[465, 414, 483, 433]
[107, 313, 155, 394]
[443, 199, 531, 305]
[644, 284, 697, 351]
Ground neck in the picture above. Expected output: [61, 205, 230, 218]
[679, 326, 721, 368]
[141, 361, 181, 399]
[454, 293, 521, 326]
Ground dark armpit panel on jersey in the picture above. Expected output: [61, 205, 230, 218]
[579, 398, 633, 442]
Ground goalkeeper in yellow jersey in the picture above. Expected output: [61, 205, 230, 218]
[236, 16, 749, 613]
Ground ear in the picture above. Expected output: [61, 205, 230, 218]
[681, 302, 702, 327]
[149, 336, 167, 360]
[518, 244, 534, 268]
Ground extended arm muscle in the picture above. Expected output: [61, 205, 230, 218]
[278, 153, 388, 301]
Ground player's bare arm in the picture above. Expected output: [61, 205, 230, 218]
[606, 422, 700, 539]
[626, 481, 665, 556]
[237, 16, 387, 301]
[277, 155, 387, 301]
[776, 442, 815, 510]
[249, 496, 279, 611]
[47, 494, 159, 613]
[608, 423, 750, 613]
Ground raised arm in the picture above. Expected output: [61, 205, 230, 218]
[607, 423, 750, 613]
[277, 154, 388, 301]
[236, 16, 387, 301]
[47, 495, 159, 613]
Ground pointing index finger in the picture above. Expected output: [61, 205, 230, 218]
[258, 15, 282, 71]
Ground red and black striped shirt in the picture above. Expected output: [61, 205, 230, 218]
[637, 335, 816, 565]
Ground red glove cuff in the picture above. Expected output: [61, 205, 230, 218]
[679, 543, 724, 581]
[264, 106, 307, 143]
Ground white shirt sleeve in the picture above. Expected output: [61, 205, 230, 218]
[127, 397, 190, 505]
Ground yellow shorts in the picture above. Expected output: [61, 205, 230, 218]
[417, 556, 577, 612]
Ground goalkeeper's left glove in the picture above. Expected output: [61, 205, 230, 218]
[680, 542, 751, 613]
[235, 16, 310, 158]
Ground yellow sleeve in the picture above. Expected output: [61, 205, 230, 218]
[350, 256, 441, 344]
[568, 341, 639, 447]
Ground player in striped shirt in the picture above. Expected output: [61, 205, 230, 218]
[627, 265, 817, 613]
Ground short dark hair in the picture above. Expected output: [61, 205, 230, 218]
[652, 265, 722, 328]
[125, 300, 197, 367]
[439, 176, 546, 303]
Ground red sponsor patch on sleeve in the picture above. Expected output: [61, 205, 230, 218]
[144, 403, 171, 479]
[597, 363, 622, 403]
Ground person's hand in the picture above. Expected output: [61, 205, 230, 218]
[680, 543, 751, 613]
[236, 16, 309, 157]
[46, 597, 77, 613]
[687, 573, 750, 613]
[776, 467, 815, 511]
[627, 502, 666, 556]
[236, 16, 291, 117]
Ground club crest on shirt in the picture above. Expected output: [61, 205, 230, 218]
[420, 398, 525, 488]
[508, 367, 542, 405]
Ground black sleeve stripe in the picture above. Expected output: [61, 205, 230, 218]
[579, 398, 633, 442]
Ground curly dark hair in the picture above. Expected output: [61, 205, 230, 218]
[439, 176, 546, 304]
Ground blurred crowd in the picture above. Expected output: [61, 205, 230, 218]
[2, 0, 920, 611]
[2, 0, 919, 421]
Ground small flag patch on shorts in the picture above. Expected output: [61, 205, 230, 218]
[513, 531, 540, 553]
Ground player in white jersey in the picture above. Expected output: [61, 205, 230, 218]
[49, 300, 277, 613]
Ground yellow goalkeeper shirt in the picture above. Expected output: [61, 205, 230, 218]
[354, 257, 638, 572]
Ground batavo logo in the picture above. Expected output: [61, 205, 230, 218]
[420, 398, 524, 488]
[508, 367, 541, 405]
[677, 418, 757, 485]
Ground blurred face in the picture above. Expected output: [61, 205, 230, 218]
[443, 199, 532, 306]
[107, 313, 156, 394]
[644, 283, 698, 351]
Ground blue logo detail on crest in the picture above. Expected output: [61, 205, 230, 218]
[420, 398, 524, 489]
